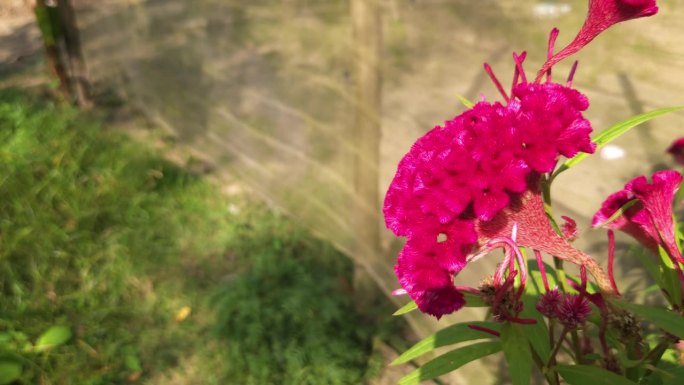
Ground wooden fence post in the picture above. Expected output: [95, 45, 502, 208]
[351, 0, 383, 306]
[34, 0, 91, 107]
[56, 0, 91, 108]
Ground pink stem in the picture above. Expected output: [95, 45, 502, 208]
[508, 317, 538, 325]
[493, 270, 517, 312]
[484, 63, 510, 102]
[535, 249, 550, 292]
[607, 230, 620, 295]
[512, 51, 528, 87]
[566, 60, 579, 87]
[546, 28, 560, 83]
[468, 324, 501, 337]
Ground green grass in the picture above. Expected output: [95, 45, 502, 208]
[0, 88, 399, 384]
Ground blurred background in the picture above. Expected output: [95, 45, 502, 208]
[1, 0, 683, 384]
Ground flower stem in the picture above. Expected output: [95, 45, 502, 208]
[546, 326, 570, 372]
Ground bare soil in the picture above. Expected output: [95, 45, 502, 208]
[0, 0, 41, 77]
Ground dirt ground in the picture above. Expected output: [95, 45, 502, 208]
[0, 0, 41, 76]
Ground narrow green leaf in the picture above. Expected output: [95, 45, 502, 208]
[555, 364, 638, 385]
[501, 323, 533, 385]
[0, 360, 22, 385]
[391, 295, 487, 316]
[392, 321, 501, 365]
[528, 259, 559, 295]
[34, 325, 71, 352]
[594, 199, 638, 228]
[632, 246, 665, 290]
[555, 106, 684, 175]
[393, 301, 418, 316]
[520, 293, 552, 363]
[456, 94, 474, 108]
[658, 245, 682, 307]
[398, 341, 502, 385]
[610, 300, 684, 339]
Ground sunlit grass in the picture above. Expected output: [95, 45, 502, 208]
[0, 89, 398, 384]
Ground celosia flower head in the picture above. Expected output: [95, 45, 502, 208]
[667, 137, 684, 165]
[384, 49, 600, 318]
[384, 2, 658, 319]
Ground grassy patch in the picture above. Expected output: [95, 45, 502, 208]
[0, 89, 399, 384]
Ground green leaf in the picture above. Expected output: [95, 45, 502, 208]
[393, 301, 418, 316]
[0, 360, 22, 385]
[34, 325, 71, 352]
[610, 300, 684, 339]
[555, 364, 638, 385]
[633, 246, 665, 290]
[555, 106, 684, 176]
[501, 323, 532, 385]
[456, 94, 474, 108]
[125, 354, 142, 372]
[662, 366, 684, 385]
[398, 341, 502, 385]
[520, 293, 552, 363]
[593, 199, 638, 228]
[658, 245, 682, 306]
[392, 321, 501, 365]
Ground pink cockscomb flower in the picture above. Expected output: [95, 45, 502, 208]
[537, 0, 658, 80]
[384, 2, 659, 319]
[593, 170, 683, 264]
[385, 39, 608, 318]
[667, 137, 684, 165]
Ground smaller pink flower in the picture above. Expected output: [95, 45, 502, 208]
[667, 137, 684, 165]
[558, 295, 592, 329]
[537, 0, 658, 80]
[536, 288, 563, 318]
[593, 170, 684, 265]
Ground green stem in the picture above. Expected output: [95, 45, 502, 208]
[532, 348, 559, 385]
[641, 339, 672, 380]
[570, 329, 583, 364]
[546, 327, 569, 373]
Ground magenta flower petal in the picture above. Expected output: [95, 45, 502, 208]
[667, 137, 684, 165]
[474, 190, 510, 222]
[592, 189, 661, 252]
[594, 170, 683, 268]
[561, 215, 579, 242]
[394, 238, 468, 318]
